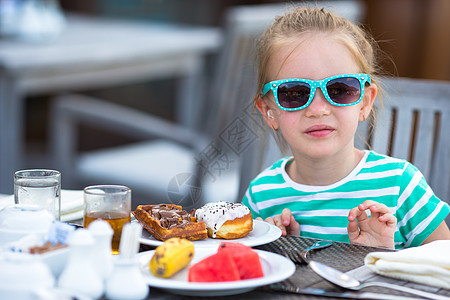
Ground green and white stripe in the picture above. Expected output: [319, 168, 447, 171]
[242, 151, 449, 249]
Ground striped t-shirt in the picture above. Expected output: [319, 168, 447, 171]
[242, 150, 449, 249]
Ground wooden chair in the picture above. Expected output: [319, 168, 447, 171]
[360, 77, 450, 225]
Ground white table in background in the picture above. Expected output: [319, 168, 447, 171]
[0, 14, 222, 194]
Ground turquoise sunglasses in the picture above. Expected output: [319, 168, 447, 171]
[262, 73, 371, 111]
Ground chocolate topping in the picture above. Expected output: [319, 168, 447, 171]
[29, 241, 68, 254]
[159, 210, 178, 219]
[146, 204, 194, 230]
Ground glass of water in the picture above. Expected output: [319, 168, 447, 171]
[14, 169, 61, 220]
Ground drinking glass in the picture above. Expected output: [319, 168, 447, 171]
[14, 169, 61, 220]
[83, 185, 131, 254]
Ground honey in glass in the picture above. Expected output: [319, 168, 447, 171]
[84, 211, 131, 254]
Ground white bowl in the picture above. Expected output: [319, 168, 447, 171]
[0, 252, 55, 300]
[0, 204, 54, 245]
[37, 247, 70, 278]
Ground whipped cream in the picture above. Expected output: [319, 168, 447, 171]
[195, 202, 250, 238]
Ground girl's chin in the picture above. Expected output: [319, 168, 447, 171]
[301, 144, 347, 159]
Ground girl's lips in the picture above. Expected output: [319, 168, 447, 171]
[305, 125, 335, 138]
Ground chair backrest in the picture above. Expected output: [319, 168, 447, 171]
[204, 3, 290, 137]
[358, 77, 450, 206]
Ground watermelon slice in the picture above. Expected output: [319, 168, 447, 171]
[218, 242, 264, 279]
[188, 250, 240, 282]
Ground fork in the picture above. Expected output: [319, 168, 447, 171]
[279, 247, 304, 264]
[280, 240, 333, 264]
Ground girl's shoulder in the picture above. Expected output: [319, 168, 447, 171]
[362, 150, 422, 177]
[363, 150, 411, 168]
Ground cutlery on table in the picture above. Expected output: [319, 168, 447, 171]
[309, 260, 449, 300]
[270, 280, 419, 300]
[280, 240, 333, 264]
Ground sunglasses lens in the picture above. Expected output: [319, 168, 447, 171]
[277, 81, 310, 109]
[326, 77, 361, 104]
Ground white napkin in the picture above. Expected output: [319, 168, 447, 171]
[0, 194, 13, 210]
[365, 240, 450, 289]
[0, 190, 84, 222]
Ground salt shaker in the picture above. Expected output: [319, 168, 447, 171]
[105, 222, 149, 300]
[58, 229, 104, 299]
[88, 219, 114, 281]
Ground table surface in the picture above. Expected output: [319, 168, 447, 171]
[1, 196, 448, 300]
[0, 14, 221, 73]
[139, 236, 450, 299]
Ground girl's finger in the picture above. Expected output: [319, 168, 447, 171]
[358, 200, 380, 210]
[347, 219, 360, 241]
[281, 208, 293, 226]
[288, 215, 301, 236]
[264, 216, 275, 225]
[379, 213, 397, 225]
[273, 214, 283, 227]
[369, 203, 391, 214]
[350, 206, 369, 223]
[271, 215, 287, 236]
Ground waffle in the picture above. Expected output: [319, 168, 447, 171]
[133, 204, 208, 241]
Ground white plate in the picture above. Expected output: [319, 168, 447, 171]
[138, 248, 295, 296]
[139, 219, 282, 247]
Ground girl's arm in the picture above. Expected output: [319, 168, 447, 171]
[422, 221, 450, 245]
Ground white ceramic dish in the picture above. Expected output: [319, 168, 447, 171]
[37, 247, 70, 278]
[138, 247, 295, 296]
[139, 219, 282, 247]
[0, 252, 55, 300]
[0, 205, 54, 245]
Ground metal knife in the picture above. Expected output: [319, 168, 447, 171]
[269, 285, 418, 299]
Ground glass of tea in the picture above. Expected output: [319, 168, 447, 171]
[83, 185, 131, 254]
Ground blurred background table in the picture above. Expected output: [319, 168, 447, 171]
[0, 13, 221, 194]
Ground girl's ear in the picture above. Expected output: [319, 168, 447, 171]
[256, 97, 279, 130]
[360, 82, 377, 121]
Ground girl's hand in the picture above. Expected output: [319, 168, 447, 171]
[256, 208, 300, 236]
[347, 200, 396, 249]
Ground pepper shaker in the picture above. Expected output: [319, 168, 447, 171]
[58, 229, 103, 299]
[88, 219, 114, 281]
[105, 222, 149, 300]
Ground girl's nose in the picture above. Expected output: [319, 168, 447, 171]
[304, 87, 331, 117]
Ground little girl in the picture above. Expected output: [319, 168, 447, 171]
[242, 6, 450, 249]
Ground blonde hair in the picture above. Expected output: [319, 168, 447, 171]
[255, 6, 383, 152]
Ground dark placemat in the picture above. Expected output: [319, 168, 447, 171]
[256, 236, 394, 273]
[255, 236, 395, 292]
